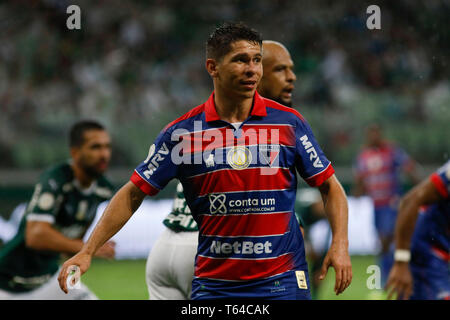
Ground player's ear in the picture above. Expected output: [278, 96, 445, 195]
[206, 58, 219, 78]
[70, 146, 79, 160]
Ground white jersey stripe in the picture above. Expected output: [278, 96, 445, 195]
[199, 231, 290, 238]
[187, 166, 291, 179]
[26, 213, 55, 224]
[197, 252, 293, 261]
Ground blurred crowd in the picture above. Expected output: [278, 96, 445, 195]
[0, 0, 449, 168]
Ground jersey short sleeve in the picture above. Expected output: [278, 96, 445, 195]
[430, 160, 450, 199]
[294, 117, 334, 187]
[131, 128, 179, 196]
[25, 174, 61, 224]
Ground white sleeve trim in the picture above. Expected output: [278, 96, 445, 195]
[26, 213, 55, 224]
[305, 162, 332, 180]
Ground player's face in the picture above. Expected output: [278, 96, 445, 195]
[257, 46, 296, 107]
[367, 126, 383, 146]
[212, 40, 263, 99]
[73, 130, 111, 178]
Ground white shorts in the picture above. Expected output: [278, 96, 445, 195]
[146, 228, 198, 300]
[0, 269, 98, 300]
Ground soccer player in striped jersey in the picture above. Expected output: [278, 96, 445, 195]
[386, 161, 450, 300]
[257, 40, 296, 108]
[0, 121, 115, 299]
[145, 40, 301, 300]
[59, 22, 352, 300]
[353, 123, 419, 285]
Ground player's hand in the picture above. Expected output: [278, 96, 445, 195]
[385, 262, 413, 300]
[319, 240, 352, 295]
[94, 240, 116, 259]
[58, 251, 92, 294]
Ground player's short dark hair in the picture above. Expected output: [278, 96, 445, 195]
[206, 22, 262, 61]
[69, 120, 105, 147]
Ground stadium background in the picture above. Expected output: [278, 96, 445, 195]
[0, 0, 448, 299]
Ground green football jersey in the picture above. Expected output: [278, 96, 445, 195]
[162, 183, 198, 232]
[0, 161, 114, 292]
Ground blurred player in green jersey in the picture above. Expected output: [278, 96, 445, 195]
[0, 120, 115, 299]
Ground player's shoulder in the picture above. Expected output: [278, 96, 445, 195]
[380, 141, 398, 153]
[382, 142, 407, 160]
[437, 160, 450, 177]
[38, 161, 73, 188]
[262, 97, 306, 123]
[355, 145, 374, 162]
[431, 161, 450, 198]
[163, 103, 206, 133]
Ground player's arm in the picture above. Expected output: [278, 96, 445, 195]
[58, 181, 146, 293]
[25, 222, 115, 258]
[26, 221, 83, 253]
[79, 181, 145, 256]
[292, 116, 352, 295]
[24, 175, 116, 259]
[385, 177, 443, 300]
[317, 174, 353, 295]
[397, 148, 421, 186]
[404, 165, 422, 190]
[395, 178, 441, 250]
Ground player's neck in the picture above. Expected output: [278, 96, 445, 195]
[213, 89, 253, 123]
[71, 163, 95, 188]
[368, 140, 386, 149]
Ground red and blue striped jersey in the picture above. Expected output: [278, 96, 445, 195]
[355, 143, 414, 208]
[131, 91, 334, 285]
[412, 160, 450, 262]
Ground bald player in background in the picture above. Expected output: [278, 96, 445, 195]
[146, 40, 305, 300]
[257, 40, 297, 107]
[258, 41, 330, 299]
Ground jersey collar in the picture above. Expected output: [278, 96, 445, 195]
[73, 179, 98, 196]
[204, 90, 267, 122]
